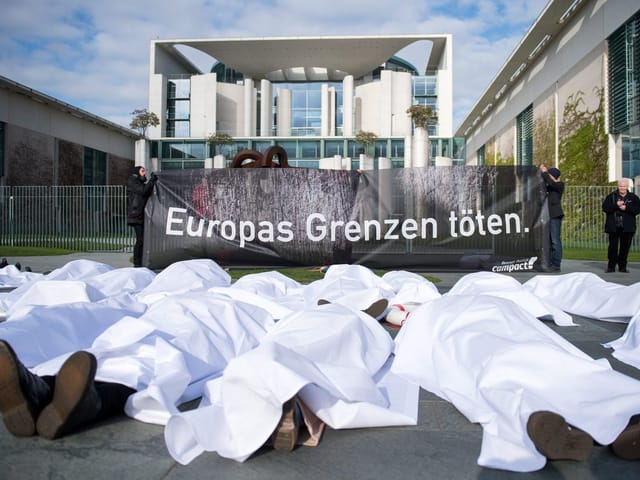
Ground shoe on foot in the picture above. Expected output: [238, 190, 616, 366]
[36, 351, 100, 440]
[526, 411, 593, 461]
[362, 299, 389, 319]
[271, 397, 300, 452]
[0, 341, 53, 436]
[619, 268, 629, 273]
[611, 423, 640, 460]
[605, 268, 615, 273]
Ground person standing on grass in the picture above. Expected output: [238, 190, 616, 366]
[540, 164, 564, 272]
[603, 178, 640, 273]
[126, 166, 157, 268]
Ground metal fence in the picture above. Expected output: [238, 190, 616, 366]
[0, 185, 637, 253]
[0, 186, 134, 251]
[562, 185, 638, 252]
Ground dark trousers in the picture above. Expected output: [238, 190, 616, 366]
[131, 224, 144, 267]
[549, 217, 563, 268]
[607, 230, 634, 270]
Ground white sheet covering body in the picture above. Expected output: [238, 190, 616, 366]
[391, 294, 640, 472]
[524, 272, 640, 323]
[605, 310, 640, 369]
[23, 259, 268, 425]
[446, 272, 573, 326]
[164, 302, 418, 464]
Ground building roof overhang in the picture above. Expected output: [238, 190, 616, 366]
[456, 0, 588, 137]
[153, 35, 449, 81]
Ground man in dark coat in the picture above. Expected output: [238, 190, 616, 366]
[126, 165, 157, 267]
[603, 178, 640, 273]
[540, 164, 565, 272]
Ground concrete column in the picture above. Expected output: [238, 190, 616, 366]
[148, 74, 166, 138]
[404, 135, 413, 168]
[321, 84, 330, 137]
[393, 72, 413, 136]
[213, 154, 225, 168]
[329, 87, 336, 136]
[260, 79, 272, 137]
[342, 75, 354, 137]
[276, 88, 292, 136]
[243, 79, 254, 137]
[190, 73, 217, 138]
[412, 127, 428, 167]
[380, 71, 393, 138]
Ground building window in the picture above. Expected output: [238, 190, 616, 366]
[517, 105, 534, 166]
[413, 76, 439, 136]
[166, 78, 190, 138]
[83, 147, 106, 185]
[477, 145, 486, 165]
[608, 11, 640, 177]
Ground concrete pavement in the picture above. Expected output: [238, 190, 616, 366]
[1, 254, 639, 479]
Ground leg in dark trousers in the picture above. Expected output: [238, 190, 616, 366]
[617, 232, 634, 271]
[36, 351, 135, 439]
[132, 224, 144, 267]
[607, 231, 621, 270]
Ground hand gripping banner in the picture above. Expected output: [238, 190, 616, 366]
[143, 166, 545, 271]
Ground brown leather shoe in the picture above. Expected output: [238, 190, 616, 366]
[526, 411, 593, 461]
[36, 351, 98, 440]
[611, 423, 640, 460]
[271, 397, 300, 452]
[0, 341, 52, 437]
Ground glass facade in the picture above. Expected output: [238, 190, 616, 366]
[83, 147, 106, 185]
[412, 76, 438, 136]
[608, 11, 640, 178]
[157, 58, 465, 169]
[271, 82, 344, 136]
[153, 137, 442, 170]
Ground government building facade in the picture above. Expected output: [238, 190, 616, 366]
[457, 0, 639, 183]
[144, 35, 462, 170]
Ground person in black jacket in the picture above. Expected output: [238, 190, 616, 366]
[602, 178, 640, 273]
[540, 165, 565, 272]
[127, 165, 157, 267]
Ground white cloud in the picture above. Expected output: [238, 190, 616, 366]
[0, 0, 548, 131]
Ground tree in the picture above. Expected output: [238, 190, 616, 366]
[354, 130, 378, 157]
[206, 132, 234, 157]
[558, 88, 608, 185]
[129, 109, 159, 138]
[406, 104, 437, 130]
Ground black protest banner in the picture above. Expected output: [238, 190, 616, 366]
[143, 166, 545, 271]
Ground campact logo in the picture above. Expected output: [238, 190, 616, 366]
[491, 257, 537, 273]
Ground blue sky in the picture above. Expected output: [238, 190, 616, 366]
[0, 0, 548, 131]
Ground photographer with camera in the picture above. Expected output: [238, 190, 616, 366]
[126, 166, 158, 267]
[603, 178, 640, 273]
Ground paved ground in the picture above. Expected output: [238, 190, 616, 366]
[1, 254, 639, 479]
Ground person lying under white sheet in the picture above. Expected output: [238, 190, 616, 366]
[391, 294, 640, 472]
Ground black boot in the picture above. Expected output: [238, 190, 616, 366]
[36, 351, 101, 440]
[0, 340, 54, 436]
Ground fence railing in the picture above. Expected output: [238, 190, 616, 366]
[0, 185, 636, 254]
[0, 186, 134, 251]
[562, 185, 638, 252]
